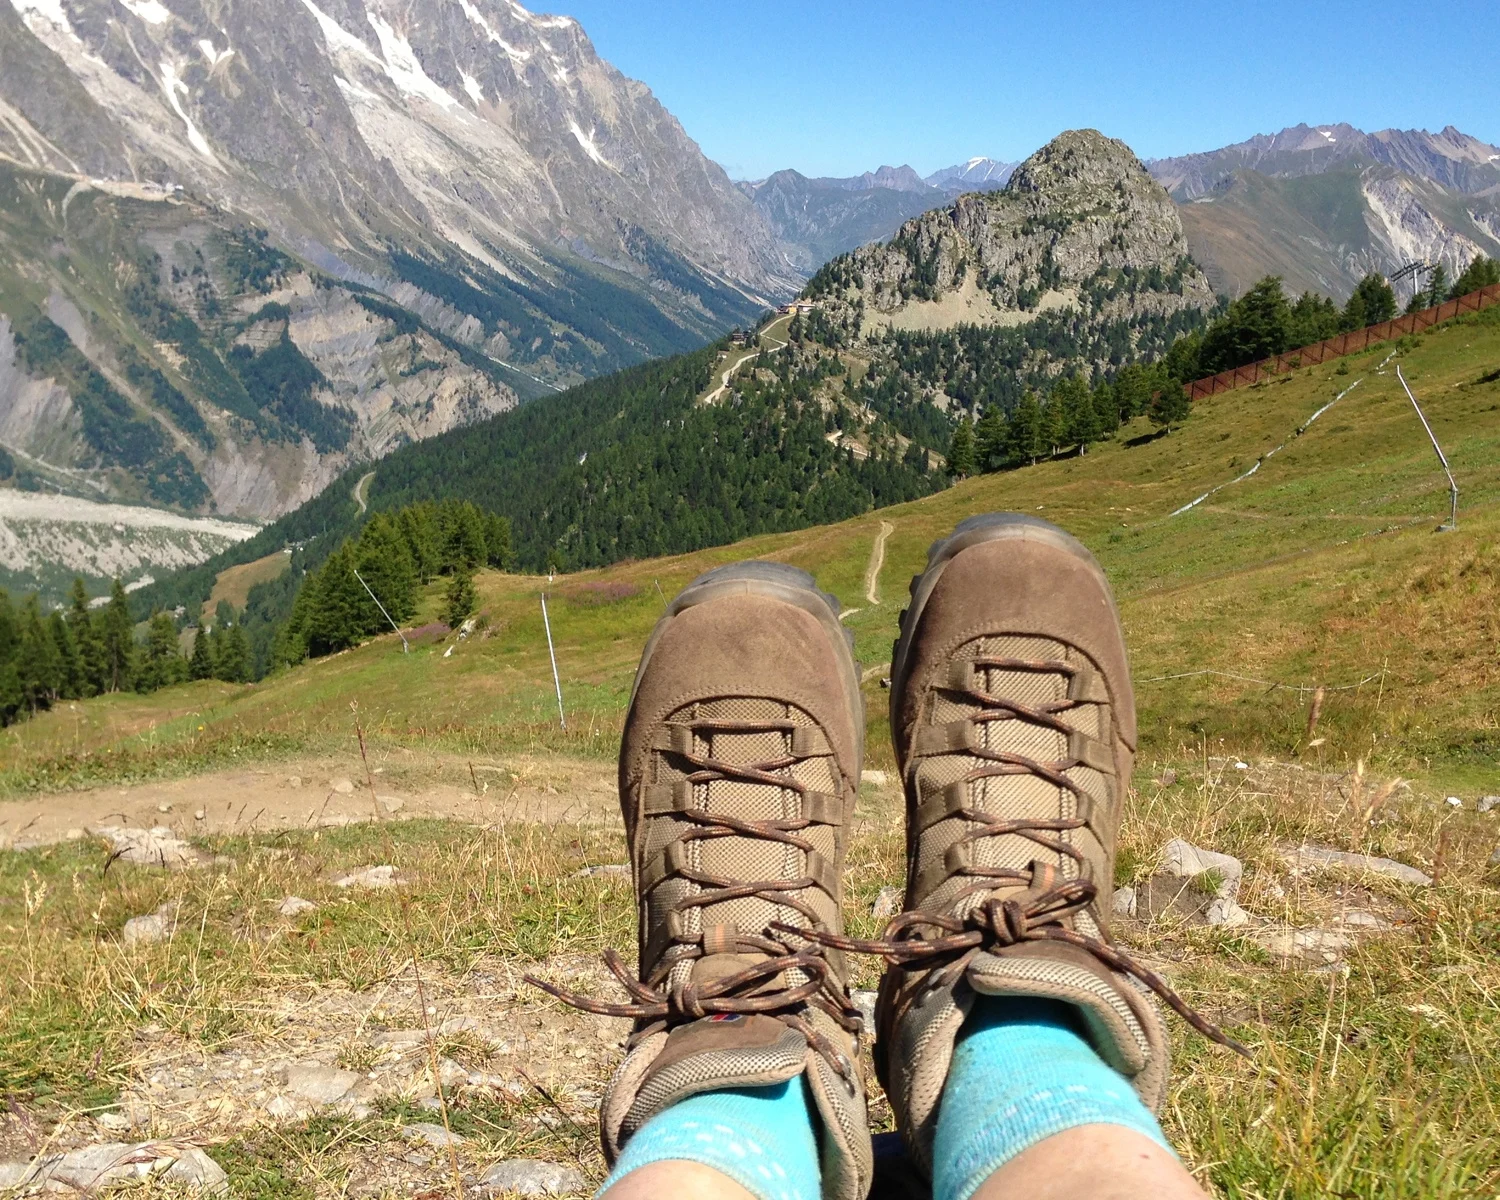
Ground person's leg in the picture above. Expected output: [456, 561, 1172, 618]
[864, 514, 1243, 1198]
[526, 563, 874, 1200]
[933, 998, 1207, 1200]
[600, 1080, 820, 1200]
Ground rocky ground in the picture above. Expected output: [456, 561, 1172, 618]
[1, 754, 1496, 1197]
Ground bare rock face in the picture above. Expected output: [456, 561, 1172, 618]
[0, 1142, 227, 1195]
[833, 130, 1213, 324]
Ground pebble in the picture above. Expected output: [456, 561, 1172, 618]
[1489, 846, 1500, 867]
[283, 1062, 361, 1106]
[0, 1143, 227, 1195]
[93, 825, 209, 869]
[861, 770, 888, 787]
[377, 795, 406, 814]
[1477, 796, 1499, 814]
[65, 827, 86, 840]
[288, 776, 302, 789]
[1256, 926, 1354, 963]
[1111, 886, 1138, 917]
[417, 1096, 444, 1112]
[331, 778, 356, 794]
[403, 1123, 465, 1148]
[1282, 844, 1432, 887]
[572, 864, 631, 878]
[157, 803, 173, 813]
[333, 865, 401, 889]
[1156, 769, 1178, 788]
[479, 1160, 586, 1197]
[851, 989, 878, 1031]
[278, 896, 317, 917]
[1445, 796, 1463, 808]
[194, 809, 206, 821]
[871, 885, 903, 919]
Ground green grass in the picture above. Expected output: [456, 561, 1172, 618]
[5, 309, 1497, 798]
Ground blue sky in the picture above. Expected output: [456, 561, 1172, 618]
[553, 1, 1500, 181]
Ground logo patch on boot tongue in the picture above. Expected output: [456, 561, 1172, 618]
[709, 1013, 745, 1023]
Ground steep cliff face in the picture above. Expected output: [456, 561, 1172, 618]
[811, 130, 1213, 354]
[0, 163, 516, 521]
[0, 0, 795, 533]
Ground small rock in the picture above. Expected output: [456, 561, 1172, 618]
[1445, 796, 1463, 808]
[403, 1122, 464, 1148]
[263, 1096, 301, 1120]
[1234, 761, 1249, 770]
[65, 827, 86, 840]
[123, 900, 181, 948]
[1488, 845, 1500, 867]
[1477, 796, 1500, 814]
[371, 1029, 428, 1048]
[377, 795, 406, 814]
[1160, 838, 1246, 926]
[330, 778, 355, 795]
[277, 896, 317, 918]
[871, 885, 903, 919]
[288, 775, 302, 789]
[95, 1112, 132, 1133]
[1156, 769, 1178, 788]
[157, 803, 173, 813]
[851, 989, 878, 1031]
[0, 1143, 227, 1195]
[861, 770, 888, 787]
[1111, 886, 1137, 918]
[194, 809, 206, 821]
[479, 1160, 586, 1197]
[1256, 926, 1354, 963]
[572, 863, 630, 878]
[93, 825, 209, 869]
[416, 1096, 443, 1112]
[284, 1062, 361, 1106]
[1336, 909, 1393, 930]
[1282, 844, 1432, 887]
[436, 1057, 469, 1089]
[333, 865, 401, 889]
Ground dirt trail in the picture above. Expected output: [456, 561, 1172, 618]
[352, 470, 375, 514]
[0, 751, 620, 849]
[863, 520, 894, 604]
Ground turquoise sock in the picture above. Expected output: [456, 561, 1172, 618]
[601, 1078, 821, 1200]
[932, 997, 1173, 1200]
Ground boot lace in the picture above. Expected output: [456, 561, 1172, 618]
[781, 655, 1252, 1059]
[525, 716, 861, 1078]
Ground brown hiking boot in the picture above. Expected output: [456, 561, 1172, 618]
[529, 562, 873, 1200]
[847, 514, 1245, 1172]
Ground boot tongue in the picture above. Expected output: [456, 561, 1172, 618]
[624, 1012, 808, 1137]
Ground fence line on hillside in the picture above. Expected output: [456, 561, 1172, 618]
[1185, 282, 1500, 401]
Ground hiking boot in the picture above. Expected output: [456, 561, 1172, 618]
[865, 514, 1244, 1172]
[529, 562, 873, 1200]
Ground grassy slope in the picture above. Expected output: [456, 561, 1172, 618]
[8, 308, 1496, 797]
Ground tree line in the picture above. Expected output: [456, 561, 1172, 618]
[0, 579, 252, 728]
[271, 499, 511, 668]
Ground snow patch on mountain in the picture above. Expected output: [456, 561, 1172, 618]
[458, 0, 532, 63]
[569, 119, 611, 169]
[366, 11, 461, 111]
[119, 0, 171, 25]
[198, 38, 234, 68]
[158, 59, 218, 164]
[10, 0, 78, 38]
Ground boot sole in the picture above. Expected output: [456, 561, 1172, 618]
[889, 513, 1117, 723]
[632, 561, 865, 764]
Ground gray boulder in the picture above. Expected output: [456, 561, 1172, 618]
[479, 1159, 586, 1196]
[0, 1142, 227, 1194]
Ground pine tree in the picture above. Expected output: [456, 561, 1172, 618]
[1150, 379, 1192, 433]
[138, 612, 184, 693]
[1054, 377, 1100, 453]
[305, 545, 365, 655]
[484, 513, 513, 569]
[1005, 392, 1045, 466]
[99, 579, 135, 693]
[946, 416, 976, 478]
[444, 570, 478, 629]
[1342, 273, 1396, 330]
[1450, 255, 1500, 299]
[0, 588, 18, 669]
[216, 623, 252, 683]
[1424, 265, 1449, 310]
[48, 611, 83, 699]
[15, 595, 61, 714]
[66, 579, 104, 697]
[354, 514, 418, 630]
[973, 407, 1006, 473]
[188, 625, 215, 680]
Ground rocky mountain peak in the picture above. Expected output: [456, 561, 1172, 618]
[813, 128, 1212, 331]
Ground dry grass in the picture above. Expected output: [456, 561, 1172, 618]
[2, 754, 1497, 1197]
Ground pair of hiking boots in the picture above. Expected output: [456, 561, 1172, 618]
[533, 514, 1238, 1198]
